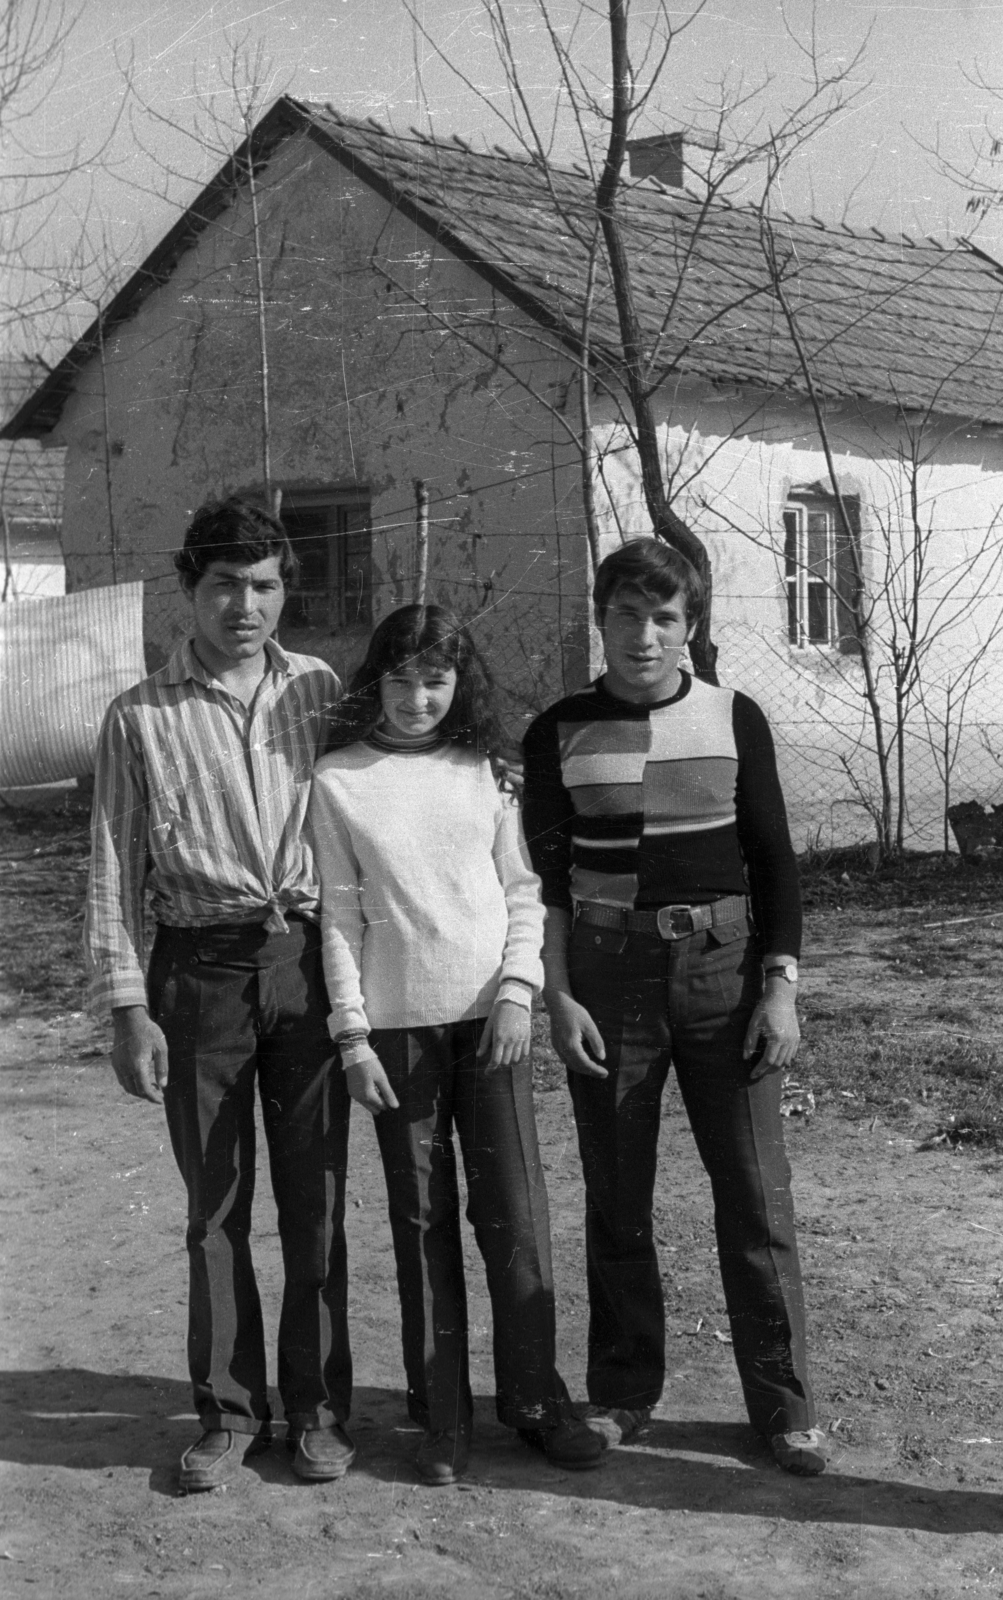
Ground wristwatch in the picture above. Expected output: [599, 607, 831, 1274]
[764, 962, 798, 984]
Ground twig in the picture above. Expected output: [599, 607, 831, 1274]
[921, 912, 1001, 929]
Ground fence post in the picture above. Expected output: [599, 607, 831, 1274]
[415, 480, 429, 605]
[1, 504, 15, 601]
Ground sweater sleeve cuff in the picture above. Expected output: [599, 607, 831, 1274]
[496, 977, 535, 1010]
[337, 1036, 375, 1066]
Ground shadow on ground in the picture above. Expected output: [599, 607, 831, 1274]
[2, 1368, 1000, 1535]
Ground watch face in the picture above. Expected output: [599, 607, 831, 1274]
[767, 963, 798, 982]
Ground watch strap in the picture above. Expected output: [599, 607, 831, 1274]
[764, 962, 798, 983]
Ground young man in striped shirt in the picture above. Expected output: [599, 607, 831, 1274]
[522, 538, 826, 1476]
[85, 498, 354, 1492]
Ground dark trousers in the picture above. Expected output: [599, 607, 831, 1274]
[149, 916, 352, 1437]
[368, 1020, 570, 1434]
[566, 916, 815, 1437]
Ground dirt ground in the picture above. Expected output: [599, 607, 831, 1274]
[3, 800, 1003, 1599]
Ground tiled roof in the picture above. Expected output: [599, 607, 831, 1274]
[301, 104, 1003, 426]
[6, 98, 1003, 437]
[0, 361, 64, 518]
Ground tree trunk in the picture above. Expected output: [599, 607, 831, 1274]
[596, 0, 719, 682]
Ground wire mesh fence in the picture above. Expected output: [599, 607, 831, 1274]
[39, 551, 1003, 854]
[715, 623, 1003, 854]
[322, 572, 1003, 856]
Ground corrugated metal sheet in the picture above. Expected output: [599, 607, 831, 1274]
[0, 582, 145, 786]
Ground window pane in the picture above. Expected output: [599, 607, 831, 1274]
[787, 581, 800, 645]
[783, 509, 798, 578]
[807, 578, 829, 642]
[281, 499, 372, 634]
[806, 511, 830, 576]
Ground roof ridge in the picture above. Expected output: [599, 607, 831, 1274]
[291, 101, 976, 260]
[306, 100, 546, 170]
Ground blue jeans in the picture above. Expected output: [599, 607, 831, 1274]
[149, 915, 351, 1436]
[566, 914, 815, 1437]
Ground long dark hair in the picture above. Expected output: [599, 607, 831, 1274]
[329, 605, 511, 779]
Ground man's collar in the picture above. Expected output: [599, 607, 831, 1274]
[596, 669, 692, 711]
[166, 635, 292, 687]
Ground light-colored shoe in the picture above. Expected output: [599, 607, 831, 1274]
[769, 1427, 827, 1476]
[178, 1429, 236, 1493]
[287, 1423, 356, 1481]
[578, 1404, 652, 1449]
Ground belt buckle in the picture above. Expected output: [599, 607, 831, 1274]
[656, 904, 695, 941]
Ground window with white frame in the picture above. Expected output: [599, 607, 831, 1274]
[783, 494, 862, 652]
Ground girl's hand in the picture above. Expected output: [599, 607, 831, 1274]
[478, 999, 531, 1072]
[343, 1048, 400, 1116]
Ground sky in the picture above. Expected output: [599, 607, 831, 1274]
[11, 0, 1003, 356]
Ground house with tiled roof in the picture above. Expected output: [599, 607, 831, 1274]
[4, 96, 1003, 842]
[0, 360, 65, 600]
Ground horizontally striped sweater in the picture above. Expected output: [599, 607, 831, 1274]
[522, 673, 801, 956]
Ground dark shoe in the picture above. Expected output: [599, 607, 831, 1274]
[519, 1416, 604, 1470]
[577, 1404, 651, 1450]
[415, 1426, 471, 1486]
[287, 1423, 356, 1482]
[178, 1429, 236, 1493]
[770, 1427, 827, 1476]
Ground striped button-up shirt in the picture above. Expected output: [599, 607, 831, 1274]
[85, 636, 340, 1012]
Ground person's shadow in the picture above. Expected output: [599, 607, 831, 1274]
[3, 1369, 1001, 1534]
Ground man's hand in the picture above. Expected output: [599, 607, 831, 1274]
[343, 1048, 400, 1117]
[477, 999, 531, 1072]
[545, 989, 608, 1079]
[111, 1006, 170, 1104]
[742, 983, 800, 1081]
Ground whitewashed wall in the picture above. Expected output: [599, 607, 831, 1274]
[593, 385, 1003, 849]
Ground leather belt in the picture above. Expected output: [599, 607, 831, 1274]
[574, 895, 750, 942]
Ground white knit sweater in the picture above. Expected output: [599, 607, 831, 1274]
[308, 741, 545, 1037]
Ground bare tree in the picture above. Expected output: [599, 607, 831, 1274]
[726, 206, 1003, 856]
[400, 0, 867, 680]
[0, 1, 130, 364]
[121, 32, 289, 512]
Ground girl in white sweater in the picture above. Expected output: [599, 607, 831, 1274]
[309, 605, 601, 1485]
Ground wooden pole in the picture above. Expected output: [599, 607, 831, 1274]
[415, 480, 429, 604]
[1, 504, 16, 601]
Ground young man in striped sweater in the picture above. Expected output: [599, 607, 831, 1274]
[85, 498, 354, 1492]
[522, 538, 825, 1476]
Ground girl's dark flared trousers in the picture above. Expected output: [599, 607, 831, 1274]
[368, 1019, 570, 1434]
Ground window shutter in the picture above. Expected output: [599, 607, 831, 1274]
[783, 509, 799, 644]
[833, 496, 863, 655]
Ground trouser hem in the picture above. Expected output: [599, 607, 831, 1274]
[197, 1410, 270, 1437]
[746, 1394, 815, 1438]
[496, 1397, 567, 1431]
[586, 1385, 662, 1412]
[285, 1407, 347, 1435]
[407, 1394, 474, 1433]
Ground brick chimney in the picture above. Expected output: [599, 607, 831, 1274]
[626, 131, 715, 189]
